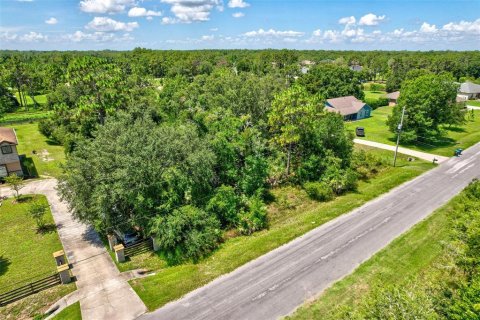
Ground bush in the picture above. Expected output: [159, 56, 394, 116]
[351, 150, 387, 180]
[365, 97, 389, 110]
[38, 118, 55, 138]
[304, 181, 334, 202]
[238, 196, 268, 235]
[325, 168, 359, 195]
[151, 206, 222, 263]
[206, 185, 242, 228]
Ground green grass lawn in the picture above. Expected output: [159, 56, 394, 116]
[5, 122, 65, 178]
[287, 181, 460, 320]
[467, 100, 480, 107]
[346, 106, 480, 157]
[1, 109, 52, 124]
[0, 195, 75, 319]
[14, 92, 48, 107]
[52, 302, 81, 320]
[130, 147, 435, 311]
[364, 90, 386, 100]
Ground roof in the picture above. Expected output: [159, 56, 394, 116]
[0, 127, 18, 145]
[385, 91, 400, 100]
[349, 65, 363, 71]
[326, 96, 367, 116]
[460, 82, 480, 94]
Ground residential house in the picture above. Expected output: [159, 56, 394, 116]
[385, 91, 400, 106]
[325, 96, 372, 121]
[349, 65, 363, 72]
[0, 127, 23, 178]
[458, 82, 480, 100]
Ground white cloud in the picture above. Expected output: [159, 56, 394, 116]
[16, 0, 34, 2]
[0, 32, 19, 41]
[243, 28, 304, 37]
[358, 13, 386, 26]
[20, 32, 47, 42]
[201, 35, 214, 40]
[228, 0, 249, 8]
[232, 12, 244, 18]
[442, 19, 480, 34]
[79, 0, 135, 14]
[323, 30, 341, 42]
[312, 29, 322, 37]
[338, 16, 356, 25]
[161, 0, 223, 24]
[64, 30, 133, 42]
[210, 27, 219, 31]
[45, 17, 58, 25]
[128, 7, 162, 17]
[419, 22, 437, 33]
[86, 17, 139, 32]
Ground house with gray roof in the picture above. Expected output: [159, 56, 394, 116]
[0, 127, 23, 177]
[458, 82, 480, 100]
[325, 96, 372, 121]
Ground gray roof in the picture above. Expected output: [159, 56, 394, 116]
[385, 91, 400, 100]
[326, 96, 367, 116]
[460, 82, 480, 94]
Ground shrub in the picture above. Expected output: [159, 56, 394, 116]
[38, 118, 55, 138]
[325, 168, 359, 195]
[352, 150, 387, 179]
[304, 181, 334, 202]
[151, 206, 222, 263]
[365, 97, 389, 110]
[28, 201, 49, 229]
[206, 185, 242, 227]
[238, 196, 268, 235]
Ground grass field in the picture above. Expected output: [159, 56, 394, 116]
[130, 147, 435, 310]
[287, 181, 461, 319]
[52, 302, 81, 320]
[1, 109, 52, 124]
[346, 106, 480, 156]
[364, 90, 386, 100]
[467, 100, 480, 107]
[14, 92, 48, 107]
[5, 122, 65, 178]
[0, 195, 75, 319]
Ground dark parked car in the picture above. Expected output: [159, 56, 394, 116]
[356, 127, 365, 137]
[114, 229, 140, 246]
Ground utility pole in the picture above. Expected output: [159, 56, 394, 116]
[393, 105, 406, 167]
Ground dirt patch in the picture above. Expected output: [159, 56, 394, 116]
[39, 149, 54, 162]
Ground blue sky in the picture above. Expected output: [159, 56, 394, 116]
[0, 0, 479, 50]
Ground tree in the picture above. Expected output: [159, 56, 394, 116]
[297, 64, 364, 100]
[58, 111, 215, 233]
[28, 201, 48, 229]
[150, 205, 221, 262]
[5, 174, 24, 200]
[387, 73, 461, 142]
[268, 85, 320, 176]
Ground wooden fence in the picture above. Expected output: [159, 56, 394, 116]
[124, 238, 153, 257]
[0, 273, 61, 306]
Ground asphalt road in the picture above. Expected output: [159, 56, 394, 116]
[140, 142, 480, 320]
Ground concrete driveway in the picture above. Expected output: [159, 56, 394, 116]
[0, 179, 146, 320]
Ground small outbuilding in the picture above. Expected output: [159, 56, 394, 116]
[385, 91, 400, 106]
[325, 96, 372, 121]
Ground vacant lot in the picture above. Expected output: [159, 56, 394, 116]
[287, 179, 466, 319]
[346, 106, 480, 156]
[0, 195, 75, 319]
[5, 122, 65, 178]
[364, 90, 386, 101]
[129, 147, 435, 310]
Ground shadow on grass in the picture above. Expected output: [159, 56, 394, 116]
[46, 138, 61, 146]
[20, 155, 38, 178]
[37, 223, 58, 235]
[16, 195, 35, 203]
[0, 255, 11, 277]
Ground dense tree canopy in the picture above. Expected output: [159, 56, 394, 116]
[387, 73, 463, 142]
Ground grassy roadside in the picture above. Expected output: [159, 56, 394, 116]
[287, 178, 465, 319]
[5, 122, 65, 178]
[130, 148, 435, 311]
[0, 195, 76, 319]
[346, 107, 480, 157]
[51, 302, 82, 320]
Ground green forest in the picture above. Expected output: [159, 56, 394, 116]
[1, 49, 479, 263]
